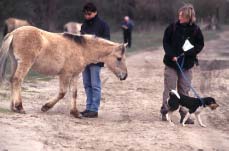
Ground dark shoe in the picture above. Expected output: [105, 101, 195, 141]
[80, 109, 89, 116]
[161, 113, 167, 121]
[183, 118, 194, 124]
[82, 111, 98, 118]
[180, 116, 194, 124]
[160, 106, 168, 115]
[160, 106, 168, 121]
[179, 108, 194, 124]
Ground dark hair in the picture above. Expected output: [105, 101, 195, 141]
[83, 2, 97, 13]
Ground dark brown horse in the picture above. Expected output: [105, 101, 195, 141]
[3, 18, 31, 36]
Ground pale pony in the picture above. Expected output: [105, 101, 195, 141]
[0, 26, 128, 117]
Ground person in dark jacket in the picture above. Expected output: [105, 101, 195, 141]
[121, 16, 134, 48]
[161, 4, 204, 123]
[80, 2, 110, 118]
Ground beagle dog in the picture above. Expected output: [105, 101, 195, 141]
[165, 90, 219, 127]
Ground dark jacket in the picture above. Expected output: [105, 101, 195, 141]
[121, 20, 134, 33]
[81, 15, 110, 67]
[163, 21, 204, 70]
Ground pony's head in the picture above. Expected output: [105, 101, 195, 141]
[69, 34, 128, 80]
[104, 43, 128, 80]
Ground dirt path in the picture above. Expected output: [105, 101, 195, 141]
[1, 31, 229, 151]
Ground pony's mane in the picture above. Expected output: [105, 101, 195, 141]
[63, 32, 120, 47]
[63, 32, 86, 44]
[82, 34, 119, 46]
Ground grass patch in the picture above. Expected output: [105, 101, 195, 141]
[25, 70, 53, 82]
[0, 107, 11, 113]
[111, 27, 164, 52]
[0, 92, 8, 99]
[4, 69, 53, 83]
[202, 30, 220, 41]
[4, 60, 52, 82]
[111, 25, 229, 53]
[202, 25, 229, 41]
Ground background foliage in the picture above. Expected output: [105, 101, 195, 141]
[0, 0, 229, 32]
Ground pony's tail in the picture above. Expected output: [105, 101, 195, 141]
[0, 33, 13, 84]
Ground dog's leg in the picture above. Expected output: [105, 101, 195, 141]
[166, 112, 175, 126]
[195, 113, 206, 128]
[182, 112, 190, 127]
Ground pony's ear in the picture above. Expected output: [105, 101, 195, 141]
[124, 43, 128, 48]
[115, 44, 126, 55]
[121, 44, 126, 55]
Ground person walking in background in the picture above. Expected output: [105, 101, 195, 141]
[160, 4, 204, 124]
[80, 2, 110, 118]
[121, 16, 134, 48]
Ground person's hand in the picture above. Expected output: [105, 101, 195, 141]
[122, 25, 128, 29]
[172, 57, 177, 62]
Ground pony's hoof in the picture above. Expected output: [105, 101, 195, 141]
[12, 103, 26, 114]
[18, 109, 26, 114]
[41, 104, 52, 112]
[11, 107, 26, 114]
[70, 109, 81, 118]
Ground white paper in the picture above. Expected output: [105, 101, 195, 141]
[182, 39, 194, 52]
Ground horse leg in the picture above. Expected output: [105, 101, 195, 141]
[69, 76, 81, 118]
[10, 62, 32, 113]
[41, 74, 71, 112]
[9, 54, 17, 111]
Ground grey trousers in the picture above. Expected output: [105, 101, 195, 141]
[161, 65, 192, 114]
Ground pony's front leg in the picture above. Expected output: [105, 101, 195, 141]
[41, 74, 70, 112]
[70, 76, 81, 118]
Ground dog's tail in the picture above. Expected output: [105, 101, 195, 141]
[170, 89, 180, 99]
[0, 33, 14, 84]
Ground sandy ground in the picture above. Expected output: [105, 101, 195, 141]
[0, 31, 229, 151]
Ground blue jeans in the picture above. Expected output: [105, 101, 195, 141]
[82, 65, 102, 112]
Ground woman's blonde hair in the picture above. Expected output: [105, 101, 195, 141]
[178, 4, 196, 25]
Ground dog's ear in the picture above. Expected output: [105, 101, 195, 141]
[204, 97, 217, 105]
[205, 97, 219, 110]
[203, 98, 210, 105]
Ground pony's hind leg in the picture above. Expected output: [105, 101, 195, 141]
[41, 74, 71, 112]
[69, 76, 81, 118]
[9, 54, 17, 111]
[10, 61, 32, 113]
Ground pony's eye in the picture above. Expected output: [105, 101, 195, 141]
[117, 57, 122, 61]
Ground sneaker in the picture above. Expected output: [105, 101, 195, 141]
[180, 114, 194, 124]
[179, 108, 194, 124]
[80, 109, 89, 116]
[180, 118, 194, 124]
[160, 106, 168, 121]
[161, 113, 167, 121]
[82, 111, 98, 118]
[161, 105, 168, 114]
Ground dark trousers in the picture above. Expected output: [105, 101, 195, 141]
[123, 31, 132, 48]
